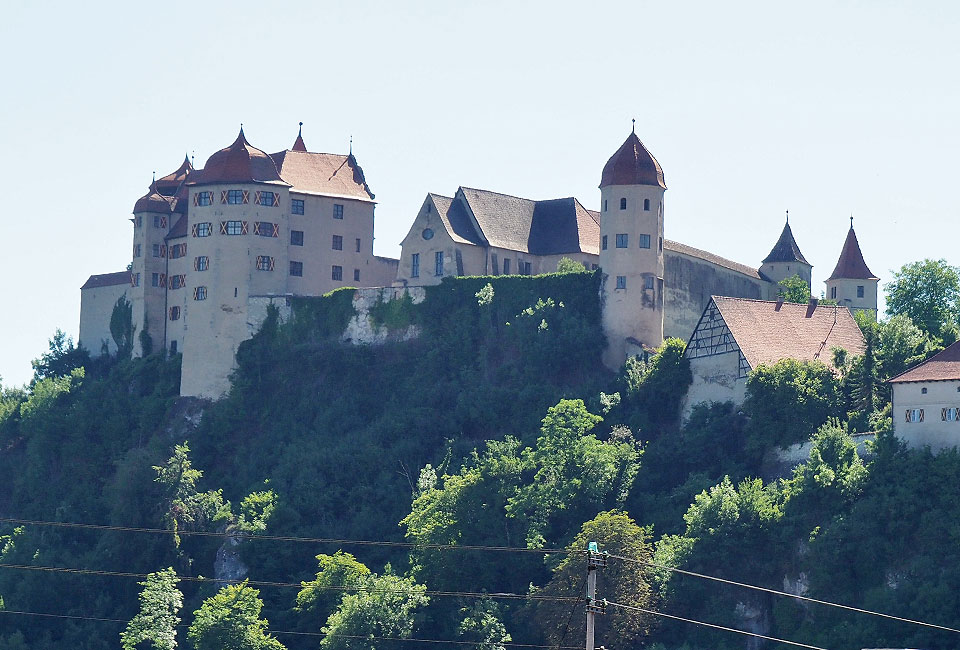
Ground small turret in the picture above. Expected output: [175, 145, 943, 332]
[292, 122, 307, 152]
[825, 218, 878, 318]
[759, 213, 812, 289]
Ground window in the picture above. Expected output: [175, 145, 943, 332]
[194, 256, 209, 271]
[643, 198, 650, 211]
[830, 286, 837, 299]
[194, 286, 207, 301]
[169, 306, 180, 321]
[254, 221, 277, 237]
[196, 191, 212, 206]
[943, 407, 960, 422]
[620, 198, 627, 210]
[290, 230, 304, 246]
[332, 265, 343, 281]
[192, 222, 212, 237]
[921, 387, 928, 394]
[520, 261, 532, 275]
[638, 234, 651, 249]
[333, 204, 344, 219]
[135, 216, 142, 228]
[170, 340, 177, 353]
[355, 238, 361, 253]
[644, 276, 655, 290]
[905, 408, 924, 423]
[151, 272, 160, 287]
[602, 235, 607, 251]
[153, 215, 167, 228]
[169, 243, 186, 259]
[503, 258, 510, 274]
[616, 275, 626, 289]
[152, 244, 161, 257]
[257, 190, 276, 207]
[603, 199, 608, 211]
[256, 255, 275, 271]
[857, 285, 864, 298]
[221, 220, 246, 235]
[411, 253, 420, 278]
[291, 199, 305, 215]
[169, 274, 186, 289]
[332, 235, 343, 250]
[422, 228, 434, 240]
[133, 244, 141, 258]
[435, 251, 444, 276]
[130, 273, 140, 287]
[354, 269, 360, 281]
[491, 253, 499, 275]
[227, 189, 244, 204]
[616, 234, 628, 248]
[289, 261, 303, 277]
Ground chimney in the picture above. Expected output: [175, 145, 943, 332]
[806, 296, 819, 318]
[775, 296, 784, 310]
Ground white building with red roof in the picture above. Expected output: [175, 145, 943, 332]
[889, 341, 960, 450]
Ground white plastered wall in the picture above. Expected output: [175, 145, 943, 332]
[79, 283, 129, 357]
[681, 350, 747, 420]
[892, 380, 960, 451]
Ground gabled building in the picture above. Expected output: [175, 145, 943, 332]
[889, 340, 960, 451]
[682, 296, 865, 416]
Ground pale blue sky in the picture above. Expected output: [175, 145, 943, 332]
[1, 1, 957, 386]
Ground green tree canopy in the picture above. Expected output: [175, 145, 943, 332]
[110, 295, 135, 359]
[556, 257, 588, 274]
[188, 581, 285, 650]
[30, 329, 90, 384]
[884, 258, 960, 341]
[777, 274, 811, 303]
[120, 567, 183, 650]
[295, 551, 371, 623]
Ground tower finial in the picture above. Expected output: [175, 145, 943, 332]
[786, 209, 789, 224]
[850, 213, 854, 228]
[152, 170, 156, 183]
[298, 121, 303, 135]
[349, 135, 353, 156]
[632, 118, 635, 134]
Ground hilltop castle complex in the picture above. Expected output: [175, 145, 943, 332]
[79, 124, 879, 400]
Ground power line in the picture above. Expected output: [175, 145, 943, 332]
[0, 609, 580, 648]
[605, 600, 827, 650]
[0, 516, 574, 555]
[0, 563, 576, 603]
[607, 553, 960, 636]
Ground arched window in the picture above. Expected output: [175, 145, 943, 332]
[643, 198, 650, 211]
[620, 198, 627, 210]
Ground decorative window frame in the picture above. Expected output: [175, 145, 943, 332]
[905, 408, 924, 423]
[220, 220, 248, 235]
[192, 222, 213, 237]
[254, 221, 279, 237]
[194, 256, 209, 271]
[194, 191, 213, 207]
[193, 286, 208, 301]
[256, 255, 276, 271]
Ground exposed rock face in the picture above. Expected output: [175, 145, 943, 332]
[214, 534, 249, 584]
[735, 594, 772, 650]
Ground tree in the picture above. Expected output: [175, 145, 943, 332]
[120, 567, 183, 650]
[885, 258, 960, 341]
[188, 581, 285, 650]
[556, 257, 588, 274]
[295, 551, 371, 624]
[111, 295, 135, 359]
[535, 511, 656, 646]
[457, 600, 512, 650]
[153, 442, 230, 547]
[319, 570, 429, 650]
[876, 313, 935, 379]
[617, 338, 692, 432]
[30, 329, 90, 384]
[777, 274, 811, 303]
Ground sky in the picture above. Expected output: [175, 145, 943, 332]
[1, 0, 958, 387]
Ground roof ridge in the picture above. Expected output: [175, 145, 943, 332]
[459, 186, 539, 204]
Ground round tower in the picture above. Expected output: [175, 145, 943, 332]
[599, 125, 667, 369]
[825, 218, 878, 319]
[130, 182, 174, 358]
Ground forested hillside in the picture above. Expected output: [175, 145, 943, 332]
[1, 261, 959, 650]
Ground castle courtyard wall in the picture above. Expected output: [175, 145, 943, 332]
[79, 283, 129, 356]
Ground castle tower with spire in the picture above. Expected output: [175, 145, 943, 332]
[598, 125, 667, 369]
[825, 218, 878, 318]
[759, 215, 812, 290]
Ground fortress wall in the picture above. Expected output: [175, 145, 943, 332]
[79, 283, 129, 357]
[663, 251, 770, 340]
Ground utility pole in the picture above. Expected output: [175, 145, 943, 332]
[585, 541, 607, 650]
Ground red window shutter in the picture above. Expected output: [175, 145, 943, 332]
[919, 409, 924, 422]
[269, 257, 275, 271]
[272, 223, 279, 238]
[191, 223, 198, 237]
[254, 191, 262, 206]
[221, 191, 228, 204]
[253, 222, 261, 236]
[242, 190, 249, 204]
[241, 221, 248, 235]
[160, 216, 167, 228]
[160, 245, 166, 257]
[272, 193, 280, 207]
[943, 408, 948, 421]
[906, 410, 911, 423]
[159, 274, 166, 288]
[220, 221, 227, 234]
[192, 194, 199, 206]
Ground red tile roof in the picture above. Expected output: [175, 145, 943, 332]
[762, 221, 810, 265]
[889, 341, 960, 383]
[155, 154, 193, 196]
[81, 271, 129, 290]
[270, 150, 374, 200]
[710, 296, 865, 369]
[165, 214, 188, 240]
[599, 130, 667, 189]
[827, 226, 877, 280]
[190, 128, 287, 186]
[133, 184, 174, 214]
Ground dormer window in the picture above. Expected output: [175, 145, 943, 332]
[643, 199, 650, 211]
[620, 198, 627, 210]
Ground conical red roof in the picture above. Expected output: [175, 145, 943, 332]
[192, 128, 286, 185]
[762, 221, 809, 265]
[599, 130, 666, 189]
[292, 123, 307, 152]
[828, 226, 877, 280]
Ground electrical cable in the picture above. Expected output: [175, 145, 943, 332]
[0, 516, 575, 555]
[605, 600, 827, 650]
[0, 562, 576, 602]
[0, 609, 581, 648]
[607, 553, 960, 635]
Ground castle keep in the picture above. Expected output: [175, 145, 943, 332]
[80, 125, 878, 399]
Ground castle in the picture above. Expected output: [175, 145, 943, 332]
[79, 124, 879, 399]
